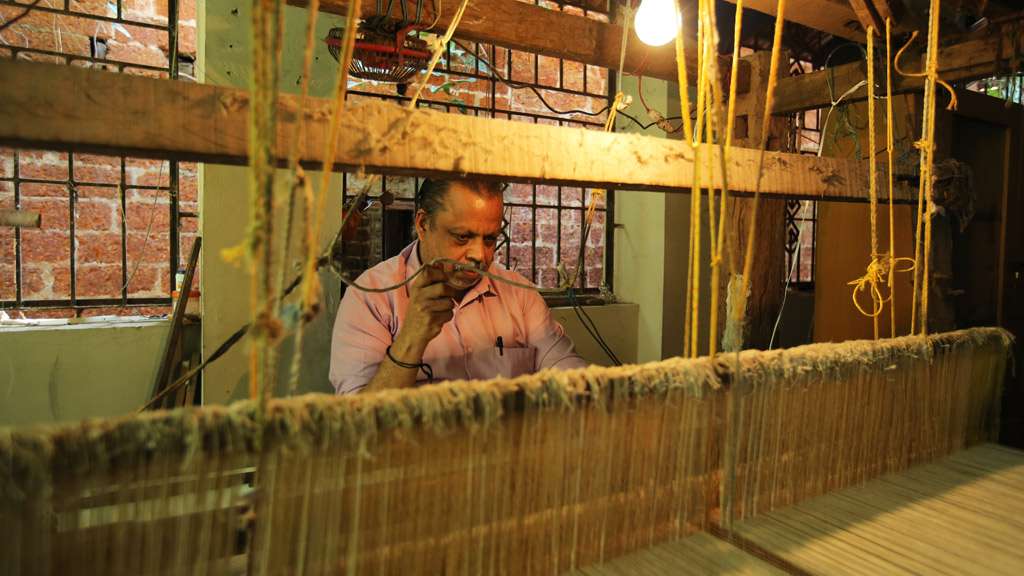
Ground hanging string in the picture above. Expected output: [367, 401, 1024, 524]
[897, 0, 957, 335]
[728, 0, 787, 351]
[673, 0, 694, 144]
[283, 0, 324, 395]
[705, 0, 737, 357]
[301, 0, 363, 326]
[848, 26, 883, 339]
[885, 17, 898, 338]
[684, 0, 712, 358]
[246, 0, 287, 402]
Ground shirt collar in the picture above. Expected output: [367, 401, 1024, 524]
[403, 241, 495, 306]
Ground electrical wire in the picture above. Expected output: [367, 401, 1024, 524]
[449, 38, 684, 132]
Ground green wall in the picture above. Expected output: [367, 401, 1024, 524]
[200, 1, 348, 402]
[0, 320, 169, 426]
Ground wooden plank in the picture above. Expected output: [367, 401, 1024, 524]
[847, 0, 883, 33]
[0, 60, 914, 203]
[288, 0, 745, 87]
[148, 236, 201, 411]
[773, 28, 1024, 114]
[0, 209, 41, 228]
[724, 0, 866, 42]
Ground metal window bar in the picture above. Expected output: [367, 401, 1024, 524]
[0, 0, 191, 315]
[340, 1, 614, 293]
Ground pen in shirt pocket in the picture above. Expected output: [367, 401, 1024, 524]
[496, 336, 504, 356]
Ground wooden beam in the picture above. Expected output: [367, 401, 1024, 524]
[773, 28, 1024, 114]
[847, 0, 884, 33]
[288, 0, 747, 88]
[0, 60, 913, 203]
[724, 0, 865, 42]
[0, 209, 41, 228]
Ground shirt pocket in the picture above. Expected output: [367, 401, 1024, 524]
[490, 345, 536, 378]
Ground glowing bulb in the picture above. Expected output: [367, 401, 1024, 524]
[634, 0, 681, 47]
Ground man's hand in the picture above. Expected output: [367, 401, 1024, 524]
[392, 265, 458, 360]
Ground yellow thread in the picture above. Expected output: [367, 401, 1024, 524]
[885, 18, 899, 337]
[733, 0, 787, 349]
[867, 26, 879, 338]
[708, 0, 740, 356]
[674, 10, 694, 144]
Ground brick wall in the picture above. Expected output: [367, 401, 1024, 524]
[2, 1, 611, 319]
[0, 0, 198, 318]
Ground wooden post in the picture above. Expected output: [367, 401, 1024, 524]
[724, 51, 791, 350]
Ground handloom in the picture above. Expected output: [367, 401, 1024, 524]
[0, 327, 1014, 575]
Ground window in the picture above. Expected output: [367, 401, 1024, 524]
[339, 0, 614, 293]
[785, 59, 819, 286]
[0, 0, 198, 319]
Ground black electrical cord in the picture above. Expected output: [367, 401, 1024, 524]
[449, 38, 685, 133]
[565, 217, 623, 366]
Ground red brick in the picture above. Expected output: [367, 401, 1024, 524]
[18, 151, 69, 181]
[0, 148, 13, 178]
[21, 229, 71, 264]
[79, 306, 124, 317]
[536, 185, 558, 206]
[562, 60, 586, 93]
[21, 197, 70, 231]
[586, 65, 608, 95]
[130, 305, 171, 317]
[537, 268, 558, 288]
[535, 245, 555, 268]
[537, 55, 560, 88]
[20, 308, 76, 319]
[73, 154, 122, 184]
[0, 231, 14, 271]
[68, 0, 108, 18]
[0, 272, 14, 301]
[15, 52, 63, 65]
[124, 0, 168, 25]
[76, 231, 123, 265]
[507, 245, 532, 276]
[22, 263, 71, 299]
[510, 50, 534, 84]
[75, 198, 117, 231]
[125, 263, 169, 297]
[105, 40, 167, 68]
[125, 190, 171, 232]
[505, 183, 532, 204]
[561, 187, 583, 207]
[124, 263, 157, 295]
[19, 182, 68, 199]
[126, 231, 169, 265]
[76, 263, 123, 298]
[179, 217, 198, 233]
[125, 158, 170, 187]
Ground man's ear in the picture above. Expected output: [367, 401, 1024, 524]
[413, 209, 430, 240]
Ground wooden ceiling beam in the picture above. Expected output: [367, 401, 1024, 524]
[287, 0, 748, 89]
[0, 60, 912, 203]
[772, 26, 1024, 114]
[847, 0, 884, 33]
[723, 0, 866, 42]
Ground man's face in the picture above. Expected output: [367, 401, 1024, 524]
[415, 182, 503, 290]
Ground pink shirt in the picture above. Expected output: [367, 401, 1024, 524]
[330, 242, 587, 394]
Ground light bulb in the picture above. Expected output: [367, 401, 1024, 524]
[634, 0, 680, 47]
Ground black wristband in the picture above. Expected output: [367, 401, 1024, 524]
[386, 345, 434, 382]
